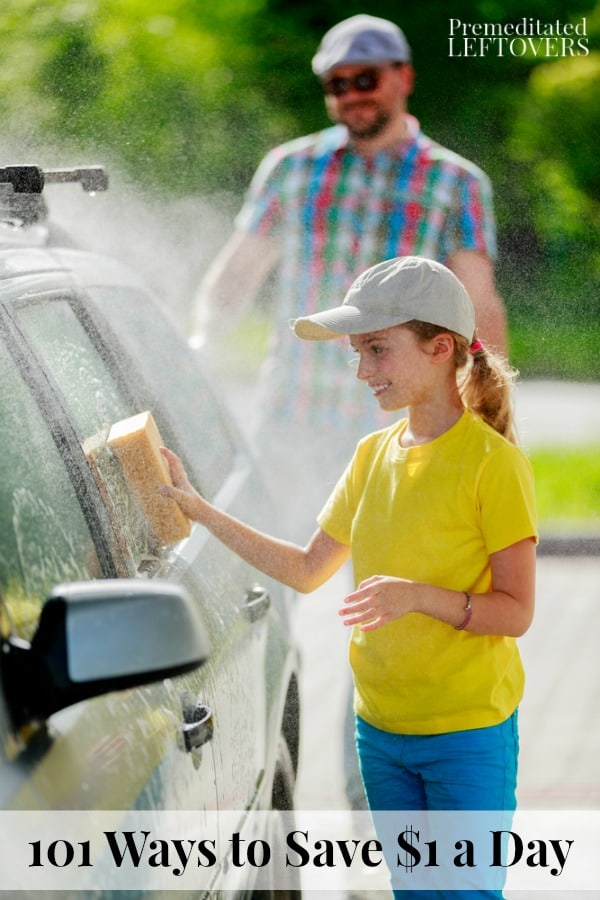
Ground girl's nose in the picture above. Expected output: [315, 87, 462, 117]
[355, 355, 372, 381]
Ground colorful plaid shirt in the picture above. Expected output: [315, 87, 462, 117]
[236, 116, 497, 434]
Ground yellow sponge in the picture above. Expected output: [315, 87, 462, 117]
[107, 411, 191, 545]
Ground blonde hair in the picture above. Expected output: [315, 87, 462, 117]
[404, 321, 519, 445]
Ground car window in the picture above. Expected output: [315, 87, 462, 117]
[87, 285, 237, 500]
[13, 298, 179, 575]
[14, 297, 132, 437]
[0, 338, 102, 641]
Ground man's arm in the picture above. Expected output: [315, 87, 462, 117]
[190, 229, 281, 345]
[446, 249, 508, 356]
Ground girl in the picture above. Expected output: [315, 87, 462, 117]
[161, 256, 537, 898]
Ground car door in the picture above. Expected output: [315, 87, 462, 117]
[4, 281, 275, 825]
[81, 278, 284, 815]
[0, 292, 222, 831]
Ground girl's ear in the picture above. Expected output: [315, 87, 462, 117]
[431, 333, 455, 362]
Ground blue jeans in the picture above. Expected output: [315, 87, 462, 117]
[356, 712, 519, 899]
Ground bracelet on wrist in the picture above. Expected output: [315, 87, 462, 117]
[455, 592, 472, 631]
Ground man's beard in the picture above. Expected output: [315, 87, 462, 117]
[344, 108, 391, 140]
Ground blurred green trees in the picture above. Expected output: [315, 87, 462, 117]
[0, 0, 598, 377]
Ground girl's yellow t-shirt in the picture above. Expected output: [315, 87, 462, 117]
[318, 410, 538, 735]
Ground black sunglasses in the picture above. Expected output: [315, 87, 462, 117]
[322, 67, 385, 98]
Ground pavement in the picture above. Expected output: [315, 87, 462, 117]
[221, 376, 600, 895]
[514, 380, 600, 556]
[292, 556, 600, 899]
[514, 380, 600, 449]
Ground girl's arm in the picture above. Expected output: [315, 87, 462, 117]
[339, 537, 536, 637]
[160, 447, 350, 593]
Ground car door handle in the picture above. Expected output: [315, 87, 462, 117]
[242, 586, 271, 623]
[181, 701, 214, 753]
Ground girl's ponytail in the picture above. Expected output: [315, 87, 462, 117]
[460, 339, 519, 445]
[405, 321, 519, 445]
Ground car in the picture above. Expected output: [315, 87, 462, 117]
[0, 165, 301, 897]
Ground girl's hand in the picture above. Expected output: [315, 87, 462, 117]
[159, 446, 206, 522]
[339, 575, 418, 631]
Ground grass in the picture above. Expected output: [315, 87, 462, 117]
[508, 321, 600, 382]
[529, 445, 600, 533]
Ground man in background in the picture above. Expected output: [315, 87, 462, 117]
[191, 13, 507, 808]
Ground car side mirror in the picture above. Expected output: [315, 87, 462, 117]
[1, 579, 210, 728]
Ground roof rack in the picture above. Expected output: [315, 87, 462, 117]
[0, 165, 108, 195]
[0, 165, 109, 227]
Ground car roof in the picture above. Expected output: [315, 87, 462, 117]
[0, 245, 150, 293]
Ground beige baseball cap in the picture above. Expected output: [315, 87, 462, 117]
[293, 256, 475, 342]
